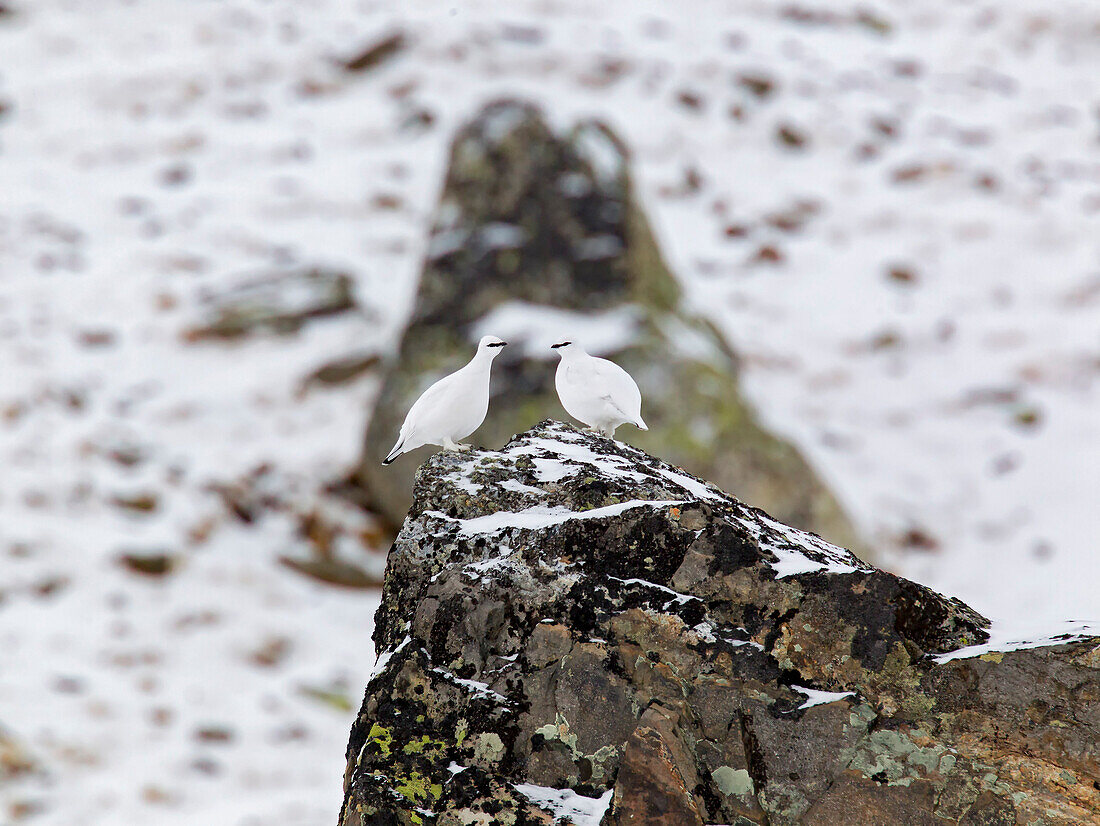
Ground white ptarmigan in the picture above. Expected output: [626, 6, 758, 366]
[551, 340, 648, 438]
[382, 335, 508, 464]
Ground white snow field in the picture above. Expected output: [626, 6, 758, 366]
[1, 0, 1098, 823]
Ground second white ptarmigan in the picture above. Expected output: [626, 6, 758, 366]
[551, 340, 648, 438]
[383, 335, 507, 464]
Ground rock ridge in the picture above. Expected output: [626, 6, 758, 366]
[340, 420, 1100, 826]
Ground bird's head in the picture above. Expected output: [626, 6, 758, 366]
[477, 335, 508, 355]
[550, 340, 575, 357]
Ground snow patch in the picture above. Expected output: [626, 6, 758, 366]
[514, 783, 614, 826]
[368, 636, 412, 682]
[473, 301, 640, 357]
[790, 685, 855, 710]
[934, 619, 1096, 664]
[740, 514, 869, 579]
[500, 479, 546, 496]
[610, 576, 701, 606]
[427, 500, 685, 537]
[653, 465, 724, 502]
[431, 669, 508, 703]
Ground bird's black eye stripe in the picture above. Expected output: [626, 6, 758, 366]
[551, 341, 572, 349]
[488, 341, 507, 347]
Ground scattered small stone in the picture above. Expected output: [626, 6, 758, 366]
[1013, 405, 1042, 430]
[190, 757, 221, 776]
[892, 59, 922, 78]
[194, 725, 234, 744]
[1032, 541, 1054, 561]
[159, 163, 192, 187]
[869, 329, 901, 350]
[298, 684, 353, 712]
[855, 142, 880, 161]
[33, 575, 68, 598]
[499, 23, 544, 45]
[892, 163, 927, 183]
[111, 492, 159, 513]
[750, 244, 784, 264]
[75, 328, 117, 348]
[343, 31, 406, 74]
[765, 200, 821, 233]
[886, 265, 918, 285]
[107, 443, 146, 467]
[399, 106, 435, 134]
[141, 786, 174, 805]
[675, 89, 705, 111]
[990, 452, 1020, 476]
[855, 8, 892, 35]
[52, 675, 85, 694]
[898, 527, 939, 552]
[296, 78, 338, 98]
[118, 552, 177, 577]
[737, 72, 775, 99]
[723, 223, 750, 239]
[7, 799, 46, 821]
[776, 122, 809, 149]
[974, 172, 999, 192]
[2, 402, 27, 424]
[0, 730, 38, 780]
[370, 193, 403, 211]
[870, 116, 899, 139]
[251, 636, 292, 668]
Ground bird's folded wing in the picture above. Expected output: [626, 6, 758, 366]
[402, 373, 458, 436]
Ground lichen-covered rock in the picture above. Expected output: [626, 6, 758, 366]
[338, 421, 1100, 825]
[352, 99, 860, 555]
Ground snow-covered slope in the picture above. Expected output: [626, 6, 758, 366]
[1, 1, 1098, 823]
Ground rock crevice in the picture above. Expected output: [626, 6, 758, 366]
[340, 421, 1100, 825]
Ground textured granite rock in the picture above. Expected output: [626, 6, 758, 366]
[351, 99, 861, 555]
[338, 421, 1100, 825]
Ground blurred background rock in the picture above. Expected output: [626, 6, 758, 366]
[352, 99, 862, 555]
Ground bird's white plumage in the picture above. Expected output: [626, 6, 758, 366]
[552, 341, 648, 437]
[383, 335, 507, 464]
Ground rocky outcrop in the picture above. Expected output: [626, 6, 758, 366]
[339, 421, 1100, 825]
[351, 100, 861, 555]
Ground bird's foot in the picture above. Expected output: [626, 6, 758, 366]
[442, 440, 473, 452]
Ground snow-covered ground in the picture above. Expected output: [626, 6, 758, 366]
[1, 0, 1098, 823]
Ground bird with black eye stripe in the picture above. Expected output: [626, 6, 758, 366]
[382, 335, 508, 464]
[550, 340, 648, 438]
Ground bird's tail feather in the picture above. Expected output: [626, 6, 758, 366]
[382, 439, 404, 465]
[636, 416, 649, 431]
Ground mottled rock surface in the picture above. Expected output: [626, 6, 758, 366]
[352, 99, 860, 554]
[339, 421, 1100, 825]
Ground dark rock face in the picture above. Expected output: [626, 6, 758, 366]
[353, 99, 861, 556]
[339, 421, 1100, 825]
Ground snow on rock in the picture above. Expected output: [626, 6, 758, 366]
[426, 500, 688, 538]
[513, 784, 614, 826]
[934, 619, 1098, 664]
[343, 420, 1100, 825]
[790, 685, 856, 710]
[472, 302, 642, 357]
